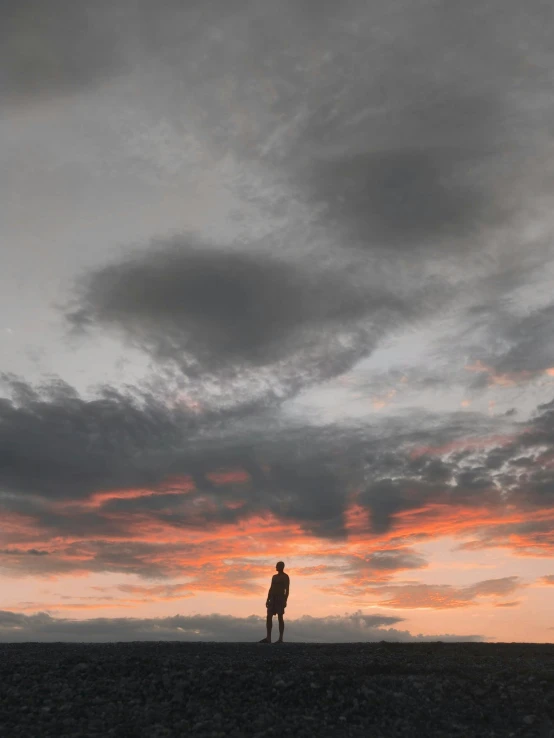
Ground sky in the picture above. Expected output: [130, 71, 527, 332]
[1, 0, 554, 643]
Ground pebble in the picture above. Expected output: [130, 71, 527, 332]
[72, 662, 89, 672]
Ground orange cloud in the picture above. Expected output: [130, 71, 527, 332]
[464, 360, 548, 386]
[371, 389, 397, 409]
[319, 576, 525, 610]
[3, 408, 554, 617]
[410, 433, 516, 459]
[494, 601, 521, 607]
[10, 596, 184, 612]
[43, 477, 198, 516]
[536, 575, 554, 586]
[112, 583, 195, 600]
[88, 481, 195, 508]
[1, 496, 551, 618]
[0, 511, 43, 539]
[3, 492, 554, 591]
[206, 469, 251, 485]
[43, 470, 250, 519]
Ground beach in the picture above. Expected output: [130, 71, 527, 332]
[1, 641, 554, 737]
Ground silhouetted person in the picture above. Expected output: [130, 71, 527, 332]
[259, 561, 289, 643]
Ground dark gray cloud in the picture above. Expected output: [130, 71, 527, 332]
[0, 0, 126, 101]
[0, 609, 483, 643]
[0, 373, 485, 559]
[355, 398, 554, 534]
[135, 0, 552, 261]
[300, 137, 507, 254]
[427, 299, 554, 397]
[55, 0, 554, 422]
[64, 239, 449, 409]
[8, 0, 548, 262]
[0, 373, 195, 500]
[66, 243, 399, 369]
[0, 372, 369, 544]
[2, 371, 552, 576]
[8, 0, 551, 416]
[476, 301, 554, 379]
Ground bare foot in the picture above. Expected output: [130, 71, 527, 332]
[259, 637, 270, 643]
[274, 639, 283, 644]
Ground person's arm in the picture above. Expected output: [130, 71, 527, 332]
[285, 574, 290, 605]
[266, 575, 275, 606]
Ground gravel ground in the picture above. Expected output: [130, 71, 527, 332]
[2, 641, 554, 737]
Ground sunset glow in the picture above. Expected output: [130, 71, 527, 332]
[2, 0, 554, 644]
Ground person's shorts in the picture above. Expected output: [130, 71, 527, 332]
[267, 595, 286, 616]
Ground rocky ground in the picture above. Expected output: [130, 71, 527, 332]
[1, 641, 554, 737]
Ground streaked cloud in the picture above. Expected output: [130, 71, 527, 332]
[319, 575, 527, 609]
[1, 375, 553, 570]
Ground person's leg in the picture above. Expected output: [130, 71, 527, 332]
[266, 612, 273, 642]
[277, 614, 284, 642]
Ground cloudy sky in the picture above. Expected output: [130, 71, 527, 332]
[1, 0, 554, 643]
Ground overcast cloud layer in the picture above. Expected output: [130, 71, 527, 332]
[1, 0, 554, 642]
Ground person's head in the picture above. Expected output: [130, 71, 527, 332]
[276, 561, 285, 572]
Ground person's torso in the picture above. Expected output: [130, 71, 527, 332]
[271, 573, 288, 596]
